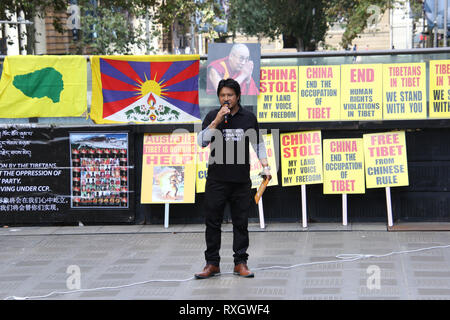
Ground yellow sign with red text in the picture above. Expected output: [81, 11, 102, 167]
[382, 63, 426, 119]
[141, 133, 197, 203]
[298, 65, 340, 121]
[363, 131, 408, 188]
[196, 134, 279, 192]
[257, 66, 298, 122]
[195, 145, 210, 193]
[341, 64, 383, 120]
[429, 60, 450, 118]
[250, 134, 278, 189]
[323, 138, 365, 194]
[280, 130, 323, 186]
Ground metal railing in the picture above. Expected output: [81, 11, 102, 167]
[0, 48, 449, 130]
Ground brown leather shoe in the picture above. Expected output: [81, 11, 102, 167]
[194, 264, 220, 279]
[233, 263, 254, 278]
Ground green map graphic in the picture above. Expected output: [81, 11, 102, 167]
[13, 67, 64, 103]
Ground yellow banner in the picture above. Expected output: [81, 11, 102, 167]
[0, 55, 87, 118]
[250, 134, 279, 189]
[257, 66, 298, 122]
[195, 145, 210, 193]
[196, 134, 279, 192]
[383, 63, 426, 119]
[429, 60, 450, 118]
[363, 131, 408, 188]
[341, 64, 383, 120]
[323, 139, 365, 194]
[280, 130, 323, 186]
[298, 65, 341, 121]
[141, 133, 197, 203]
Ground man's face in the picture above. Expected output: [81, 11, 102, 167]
[218, 86, 239, 110]
[229, 49, 250, 72]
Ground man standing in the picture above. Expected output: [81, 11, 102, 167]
[195, 78, 271, 279]
[207, 44, 259, 95]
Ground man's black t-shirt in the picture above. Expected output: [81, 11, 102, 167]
[202, 106, 260, 183]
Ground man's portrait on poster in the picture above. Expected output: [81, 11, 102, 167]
[206, 43, 260, 96]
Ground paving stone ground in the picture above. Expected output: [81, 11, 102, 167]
[1, 223, 450, 300]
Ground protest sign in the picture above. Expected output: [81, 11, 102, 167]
[196, 134, 278, 192]
[299, 65, 340, 121]
[257, 66, 298, 122]
[363, 131, 408, 188]
[250, 133, 278, 188]
[141, 133, 196, 203]
[429, 60, 450, 118]
[383, 63, 426, 119]
[280, 130, 322, 186]
[341, 64, 383, 120]
[323, 138, 365, 194]
[195, 145, 210, 193]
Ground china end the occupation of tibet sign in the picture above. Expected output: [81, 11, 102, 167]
[298, 65, 340, 121]
[323, 138, 365, 194]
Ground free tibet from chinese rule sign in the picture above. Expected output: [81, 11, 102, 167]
[90, 55, 201, 124]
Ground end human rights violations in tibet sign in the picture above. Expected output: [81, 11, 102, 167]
[341, 64, 383, 121]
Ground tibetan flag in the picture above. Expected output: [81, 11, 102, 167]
[0, 55, 87, 118]
[90, 55, 201, 124]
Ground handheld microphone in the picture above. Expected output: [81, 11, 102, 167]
[223, 101, 230, 124]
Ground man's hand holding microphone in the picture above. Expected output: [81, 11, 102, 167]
[208, 101, 231, 129]
[222, 101, 231, 124]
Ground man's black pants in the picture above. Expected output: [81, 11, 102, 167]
[203, 178, 252, 266]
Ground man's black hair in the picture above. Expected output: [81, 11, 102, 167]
[217, 78, 241, 104]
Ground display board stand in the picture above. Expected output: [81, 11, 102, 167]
[301, 185, 307, 228]
[386, 187, 393, 227]
[164, 203, 170, 228]
[258, 197, 265, 229]
[342, 194, 348, 226]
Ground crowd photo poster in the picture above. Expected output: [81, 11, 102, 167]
[141, 133, 196, 203]
[70, 132, 129, 208]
